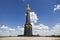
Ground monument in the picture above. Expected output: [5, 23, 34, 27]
[18, 4, 32, 37]
[24, 4, 32, 36]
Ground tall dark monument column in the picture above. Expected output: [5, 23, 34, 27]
[24, 4, 32, 36]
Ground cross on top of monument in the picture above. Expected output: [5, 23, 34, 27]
[27, 4, 29, 8]
[26, 4, 30, 11]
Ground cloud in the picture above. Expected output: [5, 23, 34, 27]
[17, 26, 24, 35]
[0, 25, 15, 31]
[31, 23, 49, 30]
[54, 4, 60, 11]
[0, 25, 16, 36]
[0, 25, 8, 29]
[0, 30, 2, 32]
[0, 25, 24, 36]
[51, 23, 60, 35]
[30, 12, 38, 23]
[32, 23, 60, 36]
[32, 24, 49, 36]
[9, 28, 15, 31]
[31, 23, 50, 36]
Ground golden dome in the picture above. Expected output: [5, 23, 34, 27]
[26, 8, 30, 11]
[26, 4, 30, 11]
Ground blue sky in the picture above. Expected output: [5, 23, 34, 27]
[0, 0, 60, 36]
[0, 0, 60, 28]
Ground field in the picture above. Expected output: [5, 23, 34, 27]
[0, 37, 60, 40]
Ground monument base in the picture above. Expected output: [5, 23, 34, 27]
[17, 35, 40, 37]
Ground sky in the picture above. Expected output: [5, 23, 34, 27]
[0, 0, 60, 36]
